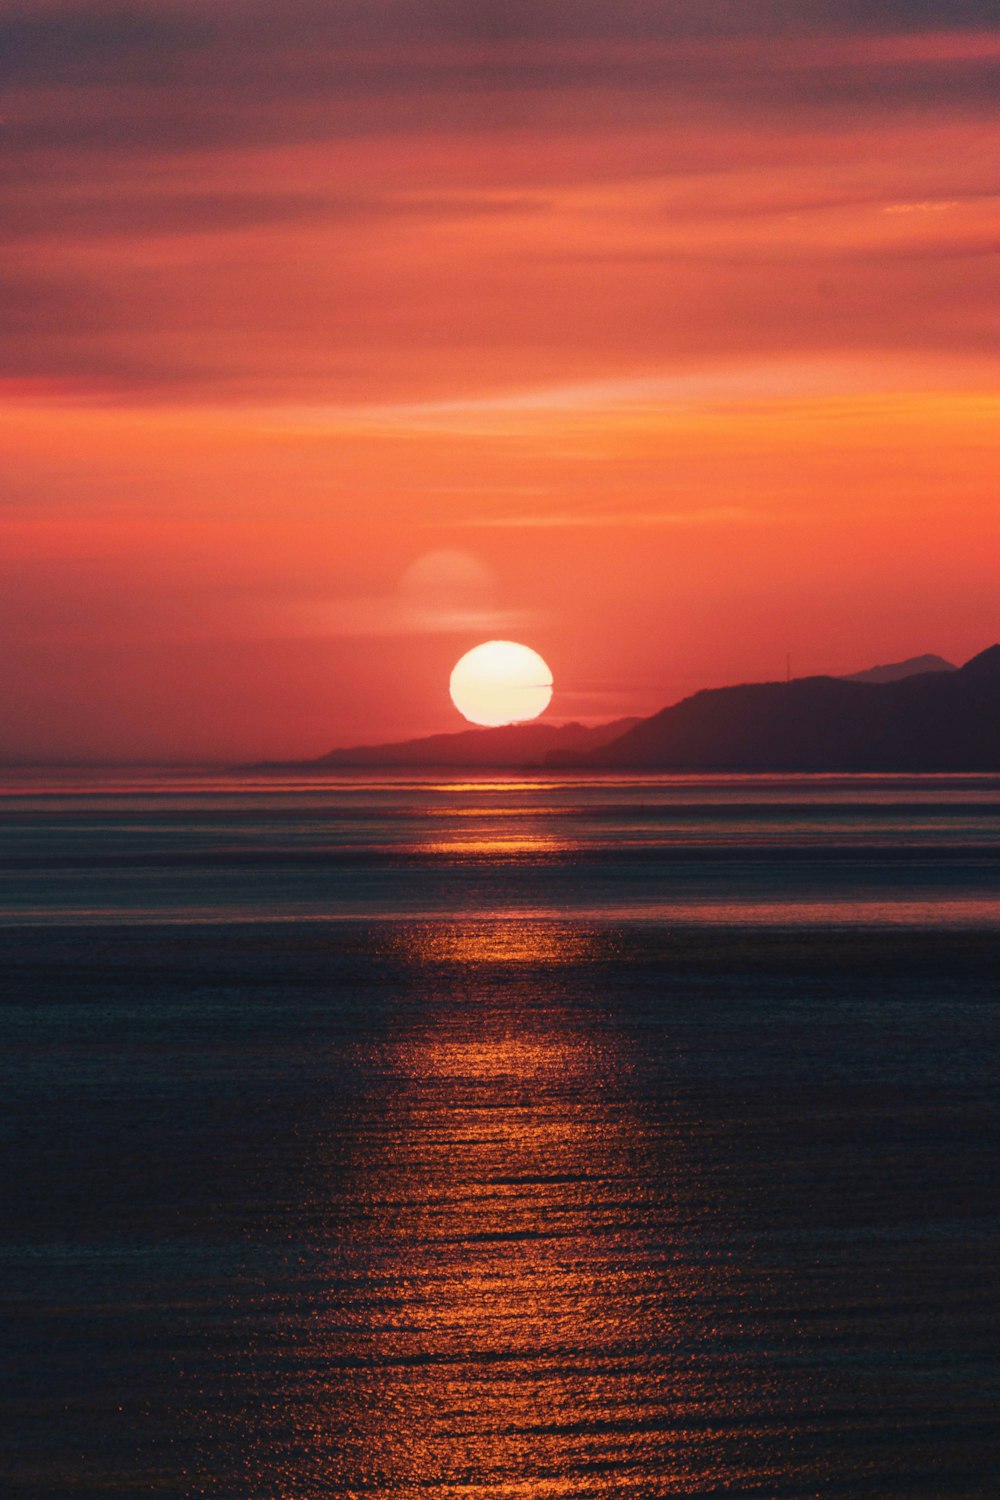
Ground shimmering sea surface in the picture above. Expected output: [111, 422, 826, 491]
[1, 771, 998, 1497]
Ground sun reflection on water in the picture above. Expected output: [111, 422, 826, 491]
[252, 919, 740, 1497]
[415, 834, 568, 859]
[395, 918, 600, 966]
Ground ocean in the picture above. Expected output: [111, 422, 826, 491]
[2, 771, 998, 1496]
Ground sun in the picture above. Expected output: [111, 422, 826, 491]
[450, 641, 553, 727]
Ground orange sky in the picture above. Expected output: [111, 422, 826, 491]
[2, 2, 998, 759]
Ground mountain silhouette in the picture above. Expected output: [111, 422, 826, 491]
[552, 647, 1000, 772]
[842, 653, 955, 684]
[258, 717, 641, 770]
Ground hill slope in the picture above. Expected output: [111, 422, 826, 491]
[259, 717, 641, 770]
[552, 647, 1000, 772]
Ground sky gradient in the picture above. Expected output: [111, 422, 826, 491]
[2, 0, 998, 759]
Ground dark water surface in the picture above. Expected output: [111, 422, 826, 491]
[1, 773, 998, 1496]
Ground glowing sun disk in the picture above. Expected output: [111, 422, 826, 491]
[449, 641, 553, 726]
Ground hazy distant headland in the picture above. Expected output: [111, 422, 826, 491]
[841, 653, 955, 685]
[253, 717, 641, 770]
[255, 648, 1000, 773]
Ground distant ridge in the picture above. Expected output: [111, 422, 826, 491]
[843, 653, 955, 684]
[254, 717, 641, 770]
[552, 646, 1000, 772]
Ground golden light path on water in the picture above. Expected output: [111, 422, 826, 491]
[227, 918, 792, 1499]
